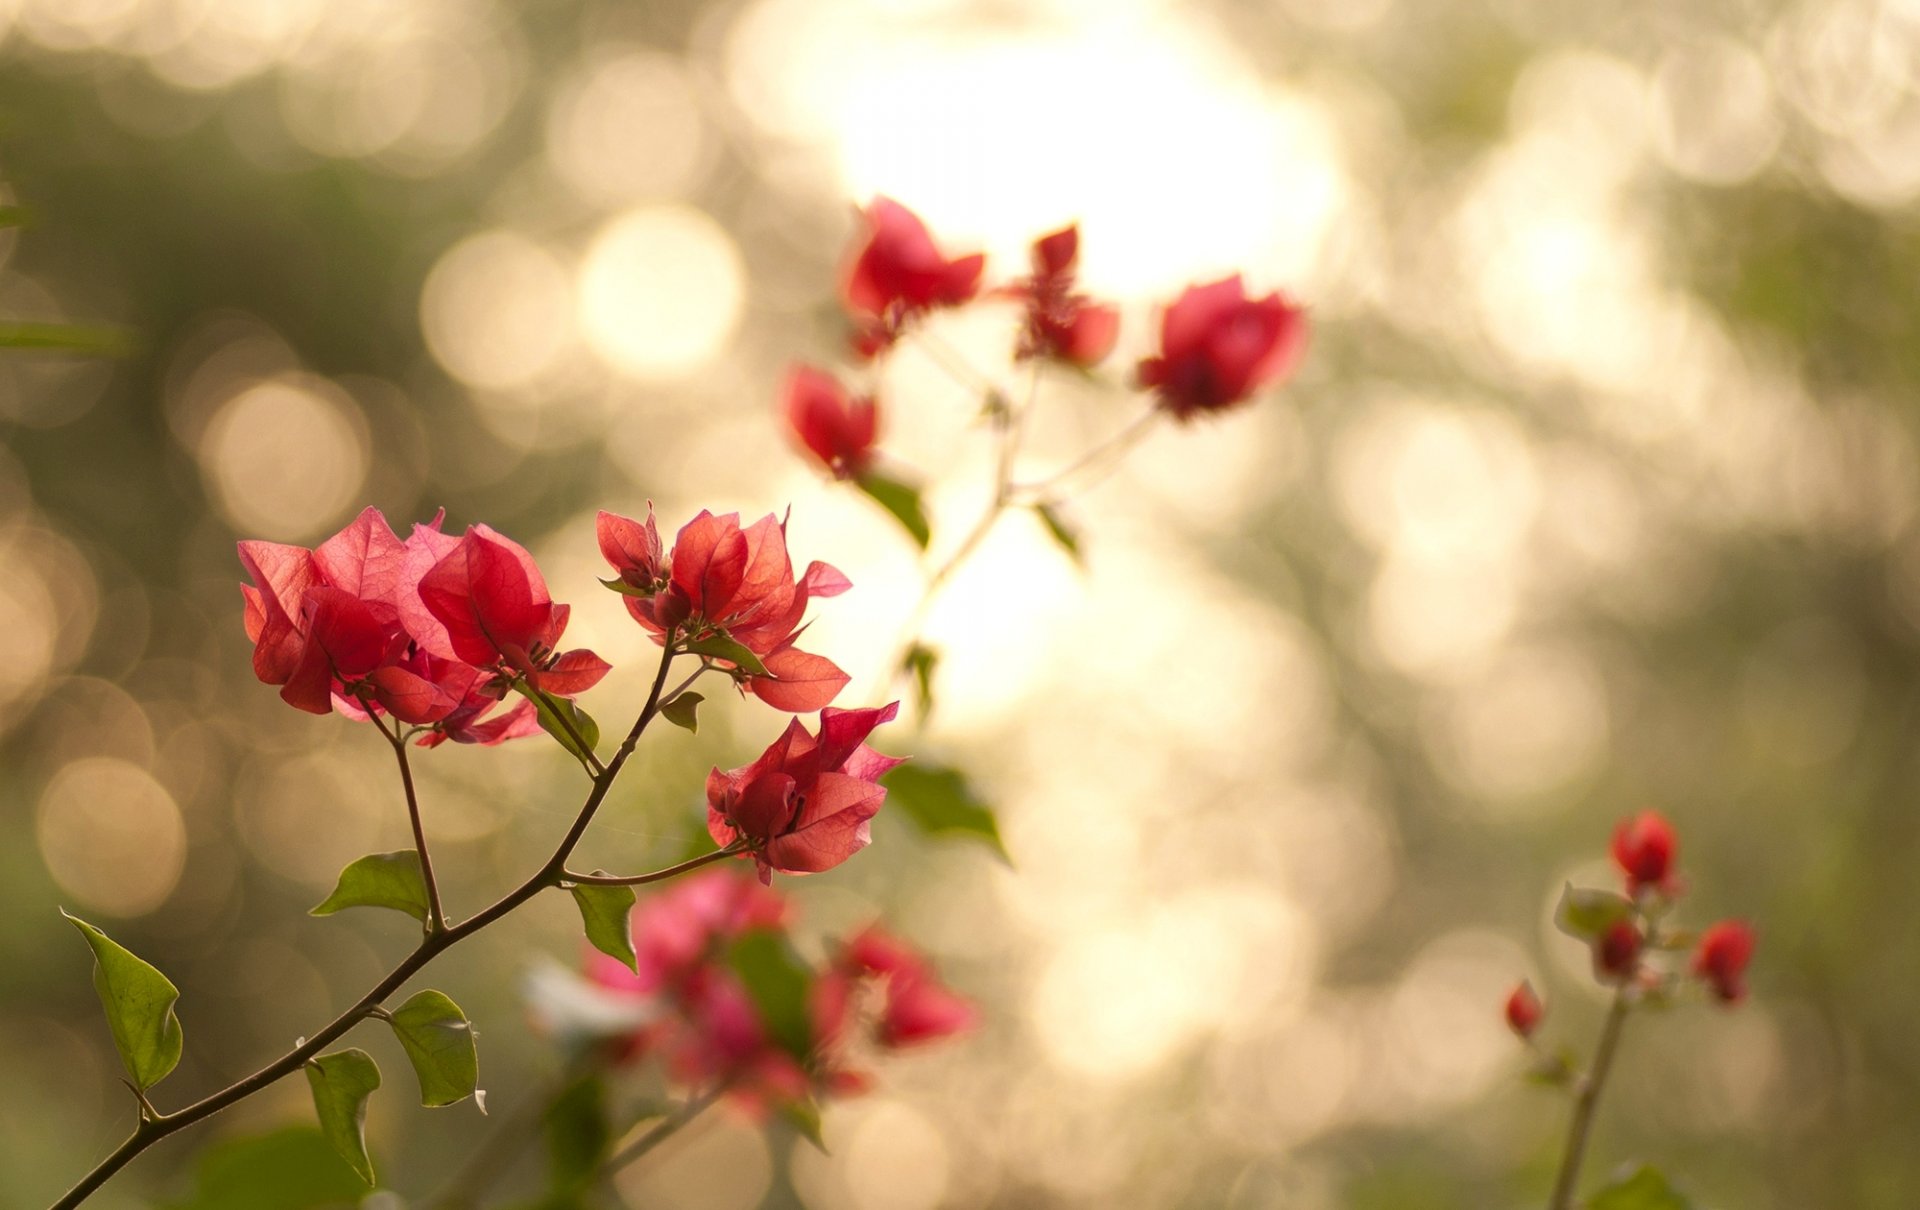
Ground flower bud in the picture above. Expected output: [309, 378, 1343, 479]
[1593, 920, 1643, 982]
[1504, 981, 1544, 1038]
[1610, 810, 1678, 895]
[1693, 920, 1757, 1004]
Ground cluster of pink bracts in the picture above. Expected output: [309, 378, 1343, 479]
[780, 197, 1312, 479]
[1504, 811, 1758, 1041]
[559, 871, 973, 1114]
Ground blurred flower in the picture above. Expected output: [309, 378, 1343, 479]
[834, 924, 976, 1049]
[706, 704, 905, 882]
[599, 508, 853, 712]
[1004, 224, 1120, 369]
[1136, 275, 1308, 421]
[1693, 920, 1757, 1004]
[1504, 980, 1544, 1038]
[781, 364, 879, 480]
[840, 197, 984, 359]
[417, 524, 611, 697]
[1611, 811, 1679, 896]
[1594, 920, 1644, 982]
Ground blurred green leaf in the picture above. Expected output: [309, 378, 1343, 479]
[661, 691, 703, 733]
[1555, 884, 1635, 942]
[725, 929, 814, 1062]
[544, 1074, 612, 1189]
[569, 880, 637, 972]
[1590, 1164, 1693, 1209]
[855, 469, 931, 549]
[63, 910, 183, 1094]
[387, 989, 478, 1107]
[901, 643, 938, 720]
[883, 762, 1010, 863]
[781, 1097, 827, 1153]
[309, 851, 429, 924]
[0, 204, 30, 227]
[0, 321, 131, 355]
[1032, 501, 1084, 567]
[161, 1127, 367, 1210]
[303, 1049, 380, 1185]
[683, 633, 768, 676]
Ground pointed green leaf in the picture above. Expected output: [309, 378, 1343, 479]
[660, 691, 704, 734]
[516, 686, 601, 769]
[1589, 1164, 1693, 1210]
[161, 1126, 368, 1210]
[855, 469, 931, 549]
[64, 910, 184, 1093]
[781, 1097, 827, 1153]
[304, 1049, 380, 1185]
[544, 1074, 612, 1188]
[598, 576, 655, 599]
[725, 930, 815, 1062]
[569, 879, 637, 971]
[0, 321, 131, 355]
[1554, 884, 1635, 942]
[683, 633, 769, 676]
[901, 644, 939, 721]
[1032, 501, 1084, 567]
[387, 989, 478, 1107]
[882, 762, 1011, 863]
[310, 851, 430, 923]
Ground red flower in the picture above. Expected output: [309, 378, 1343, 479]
[781, 364, 879, 480]
[1136, 275, 1308, 421]
[416, 525, 610, 698]
[1693, 920, 1756, 1004]
[1611, 811, 1679, 896]
[1504, 981, 1544, 1038]
[839, 197, 984, 359]
[706, 704, 905, 882]
[598, 508, 852, 713]
[835, 925, 975, 1049]
[1593, 920, 1643, 982]
[1004, 224, 1120, 369]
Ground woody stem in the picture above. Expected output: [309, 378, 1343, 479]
[1546, 986, 1633, 1210]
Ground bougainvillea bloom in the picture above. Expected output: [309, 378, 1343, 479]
[1594, 920, 1644, 981]
[416, 524, 609, 698]
[1693, 920, 1756, 1004]
[839, 197, 984, 359]
[707, 703, 904, 882]
[834, 925, 976, 1049]
[781, 364, 879, 480]
[598, 508, 852, 712]
[1136, 275, 1308, 421]
[1504, 981, 1544, 1038]
[1005, 224, 1120, 369]
[1611, 810, 1679, 895]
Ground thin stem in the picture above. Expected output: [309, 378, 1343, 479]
[601, 1086, 724, 1179]
[1546, 987, 1634, 1210]
[564, 843, 744, 886]
[657, 660, 715, 710]
[528, 683, 606, 777]
[913, 329, 1003, 401]
[50, 640, 690, 1210]
[367, 706, 446, 934]
[1010, 405, 1161, 503]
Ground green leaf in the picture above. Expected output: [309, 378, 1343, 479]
[0, 321, 131, 355]
[63, 910, 184, 1094]
[309, 851, 430, 924]
[544, 1074, 612, 1188]
[387, 989, 479, 1107]
[304, 1049, 380, 1185]
[517, 686, 601, 769]
[882, 762, 1011, 863]
[901, 644, 939, 720]
[725, 930, 815, 1062]
[1554, 884, 1635, 941]
[855, 469, 931, 549]
[161, 1127, 369, 1210]
[683, 632, 770, 676]
[598, 576, 654, 599]
[1589, 1164, 1693, 1210]
[661, 691, 704, 733]
[781, 1097, 828, 1153]
[569, 880, 638, 972]
[1032, 501, 1084, 567]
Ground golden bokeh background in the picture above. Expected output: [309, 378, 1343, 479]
[2, 0, 1916, 1205]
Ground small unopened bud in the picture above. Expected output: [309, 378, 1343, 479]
[1693, 919, 1757, 1005]
[1610, 810, 1678, 895]
[1504, 981, 1544, 1038]
[1594, 920, 1644, 981]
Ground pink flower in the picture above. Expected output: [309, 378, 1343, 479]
[839, 197, 984, 359]
[781, 364, 879, 480]
[1593, 920, 1644, 982]
[1693, 920, 1756, 1005]
[836, 925, 975, 1049]
[706, 704, 905, 882]
[1004, 224, 1119, 369]
[1504, 981, 1544, 1038]
[598, 508, 852, 713]
[416, 524, 610, 698]
[1611, 811, 1679, 896]
[1136, 275, 1308, 421]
